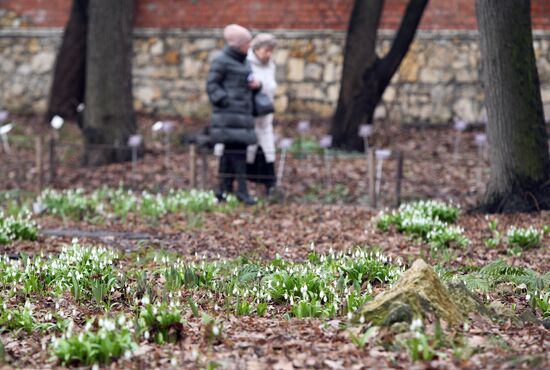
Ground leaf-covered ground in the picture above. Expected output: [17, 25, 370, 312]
[1, 116, 549, 369]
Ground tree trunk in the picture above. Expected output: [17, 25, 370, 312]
[331, 0, 429, 151]
[83, 0, 136, 166]
[46, 0, 88, 124]
[331, 0, 383, 151]
[476, 0, 550, 213]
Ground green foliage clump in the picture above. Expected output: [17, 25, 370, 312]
[137, 301, 185, 344]
[455, 260, 550, 317]
[376, 200, 467, 250]
[506, 226, 542, 249]
[0, 210, 38, 245]
[36, 187, 238, 221]
[0, 240, 120, 302]
[52, 316, 136, 366]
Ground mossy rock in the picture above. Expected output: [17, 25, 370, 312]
[358, 259, 464, 326]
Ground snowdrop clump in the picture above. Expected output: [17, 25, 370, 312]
[36, 187, 238, 221]
[0, 209, 38, 244]
[506, 226, 542, 249]
[376, 200, 468, 250]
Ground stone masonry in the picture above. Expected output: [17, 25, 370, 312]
[1, 10, 550, 124]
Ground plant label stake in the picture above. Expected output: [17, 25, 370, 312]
[0, 123, 13, 154]
[0, 110, 8, 123]
[474, 133, 487, 186]
[277, 138, 293, 186]
[50, 115, 64, 141]
[359, 124, 374, 190]
[128, 134, 143, 187]
[474, 133, 487, 160]
[297, 120, 310, 159]
[453, 117, 468, 159]
[375, 149, 392, 196]
[319, 135, 333, 187]
[152, 121, 174, 168]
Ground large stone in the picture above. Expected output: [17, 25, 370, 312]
[134, 86, 159, 104]
[183, 58, 203, 78]
[194, 39, 216, 50]
[164, 51, 181, 65]
[323, 62, 336, 82]
[150, 40, 164, 56]
[419, 68, 441, 83]
[327, 84, 339, 101]
[456, 68, 478, 83]
[274, 49, 289, 65]
[382, 86, 396, 102]
[304, 63, 323, 80]
[287, 58, 305, 81]
[358, 259, 464, 326]
[274, 95, 288, 112]
[294, 82, 316, 99]
[31, 51, 55, 73]
[453, 98, 477, 123]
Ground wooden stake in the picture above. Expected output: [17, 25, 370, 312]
[48, 137, 56, 185]
[35, 137, 43, 192]
[368, 148, 376, 208]
[189, 144, 197, 188]
[200, 148, 208, 190]
[394, 151, 404, 208]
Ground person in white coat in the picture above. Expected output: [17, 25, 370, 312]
[246, 33, 279, 196]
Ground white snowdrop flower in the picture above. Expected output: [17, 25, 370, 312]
[124, 350, 132, 360]
[170, 357, 177, 366]
[525, 294, 531, 301]
[92, 364, 99, 370]
[359, 316, 365, 324]
[410, 318, 423, 331]
[463, 322, 470, 332]
[117, 316, 126, 326]
[141, 296, 150, 305]
[144, 330, 150, 340]
[84, 321, 93, 332]
[347, 312, 353, 321]
[212, 325, 220, 336]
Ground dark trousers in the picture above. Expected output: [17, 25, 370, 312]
[218, 143, 249, 195]
[247, 147, 276, 190]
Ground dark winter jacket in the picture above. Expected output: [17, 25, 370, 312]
[206, 46, 257, 145]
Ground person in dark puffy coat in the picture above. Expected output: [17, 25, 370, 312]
[207, 24, 260, 205]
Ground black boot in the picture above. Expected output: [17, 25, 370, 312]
[215, 156, 233, 202]
[234, 158, 256, 206]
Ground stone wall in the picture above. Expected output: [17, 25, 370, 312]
[1, 26, 550, 124]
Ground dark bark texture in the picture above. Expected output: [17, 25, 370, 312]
[46, 0, 88, 123]
[476, 0, 550, 213]
[330, 0, 383, 151]
[331, 0, 429, 151]
[83, 0, 136, 165]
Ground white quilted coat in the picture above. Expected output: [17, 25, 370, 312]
[246, 49, 277, 163]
